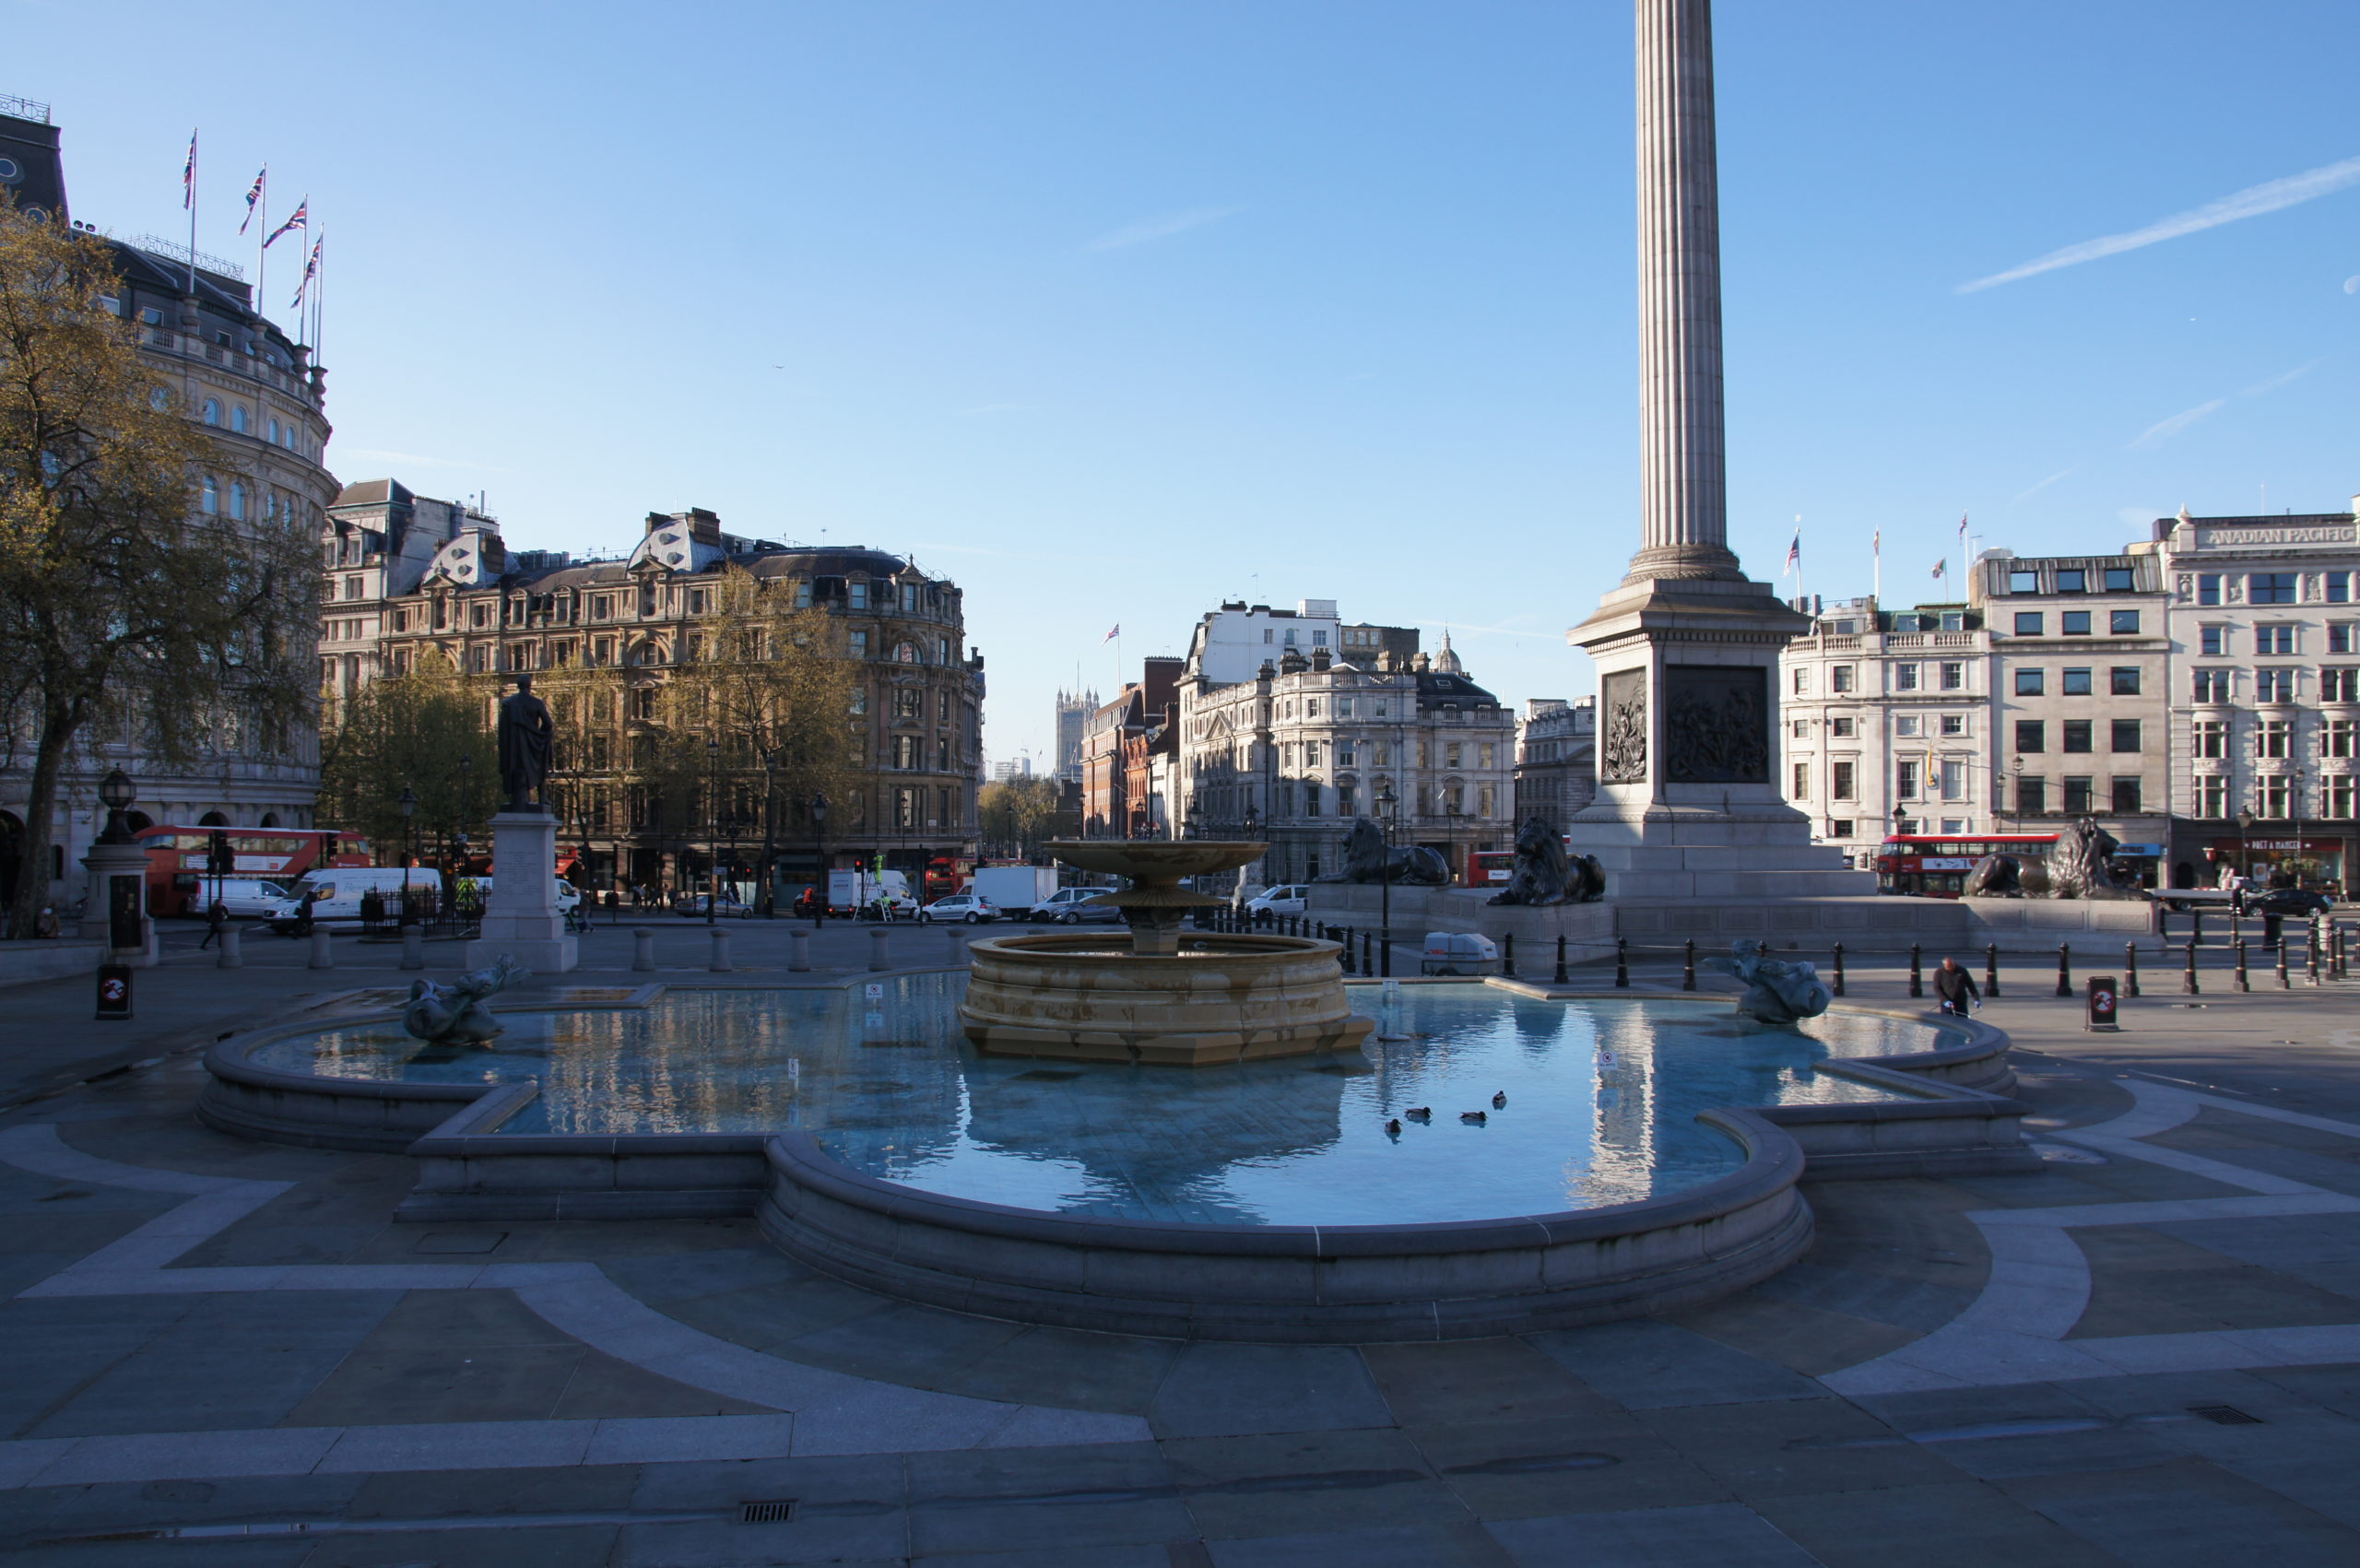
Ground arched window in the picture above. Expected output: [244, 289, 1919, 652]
[149, 387, 170, 412]
[200, 476, 219, 513]
[201, 398, 220, 426]
[267, 417, 280, 443]
[198, 810, 229, 826]
[228, 482, 246, 519]
[230, 406, 249, 434]
[258, 812, 280, 828]
[893, 642, 919, 664]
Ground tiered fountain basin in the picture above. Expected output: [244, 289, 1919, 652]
[199, 976, 2032, 1342]
[962, 932, 1374, 1066]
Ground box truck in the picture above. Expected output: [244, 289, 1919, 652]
[828, 868, 914, 918]
[972, 866, 1058, 911]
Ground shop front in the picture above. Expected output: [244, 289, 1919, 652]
[2198, 834, 2349, 892]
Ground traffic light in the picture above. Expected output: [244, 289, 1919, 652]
[207, 831, 233, 878]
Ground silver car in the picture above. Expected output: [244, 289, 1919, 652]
[1025, 887, 1122, 925]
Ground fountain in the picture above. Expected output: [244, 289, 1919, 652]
[958, 841, 1375, 1067]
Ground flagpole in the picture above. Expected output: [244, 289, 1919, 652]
[254, 174, 266, 328]
[184, 130, 197, 293]
[312, 231, 324, 362]
[1872, 532, 1881, 606]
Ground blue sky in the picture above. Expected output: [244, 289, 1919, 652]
[16, 0, 2359, 768]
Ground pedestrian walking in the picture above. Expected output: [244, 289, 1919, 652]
[1932, 955, 1981, 1015]
[198, 898, 230, 950]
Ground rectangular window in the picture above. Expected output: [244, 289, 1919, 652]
[1893, 663, 1919, 691]
[2250, 572, 2297, 605]
[2018, 777, 2046, 815]
[1792, 761, 1811, 800]
[1895, 760, 1920, 799]
[2061, 668, 2093, 696]
[1480, 744, 1496, 770]
[1445, 743, 1462, 769]
[2193, 668, 2231, 702]
[1832, 666, 1855, 693]
[2330, 624, 2354, 654]
[1940, 760, 1965, 800]
[1940, 662, 1965, 691]
[2258, 776, 2290, 818]
[2015, 668, 2045, 696]
[1304, 784, 1322, 817]
[2109, 666, 2141, 696]
[2257, 624, 2295, 655]
[2256, 667, 2296, 702]
[2063, 776, 2094, 814]
[2258, 720, 2291, 759]
[2195, 776, 2227, 818]
[1832, 819, 1855, 838]
[2062, 720, 2093, 753]
[2325, 719, 2357, 759]
[849, 631, 868, 658]
[1335, 739, 1355, 766]
[1478, 784, 1494, 817]
[2013, 612, 2045, 636]
[2062, 610, 2091, 636]
[2104, 567, 2135, 592]
[2015, 719, 2046, 753]
[2192, 719, 2224, 758]
[1338, 784, 1357, 816]
[2109, 610, 2142, 634]
[1304, 740, 1322, 766]
[2198, 574, 2221, 607]
[1791, 667, 1811, 694]
[2328, 572, 2352, 604]
[1832, 760, 1857, 800]
[2321, 668, 2359, 702]
[2110, 777, 2142, 814]
[1337, 697, 1353, 718]
[2201, 625, 2227, 656]
[2110, 719, 2142, 753]
[2056, 569, 2087, 594]
[848, 580, 868, 610]
[1790, 719, 1809, 737]
[1896, 715, 1921, 737]
[2009, 570, 2040, 594]
[1940, 713, 1966, 737]
[794, 580, 812, 607]
[2325, 776, 2355, 819]
[1832, 717, 1856, 737]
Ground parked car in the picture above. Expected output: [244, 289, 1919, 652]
[677, 891, 756, 918]
[1023, 887, 1121, 924]
[2246, 889, 2334, 917]
[184, 877, 289, 919]
[919, 892, 998, 925]
[1245, 884, 1310, 921]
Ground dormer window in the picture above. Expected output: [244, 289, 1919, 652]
[849, 580, 869, 610]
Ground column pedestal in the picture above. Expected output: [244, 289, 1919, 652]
[466, 812, 578, 973]
[79, 842, 158, 968]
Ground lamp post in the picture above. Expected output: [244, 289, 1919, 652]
[454, 751, 473, 886]
[396, 785, 417, 925]
[809, 791, 830, 929]
[96, 767, 136, 844]
[2238, 805, 2258, 899]
[1375, 781, 1398, 978]
[760, 750, 778, 918]
[706, 737, 721, 926]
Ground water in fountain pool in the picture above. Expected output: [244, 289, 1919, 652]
[251, 978, 1941, 1226]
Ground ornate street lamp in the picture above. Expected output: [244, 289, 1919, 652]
[706, 736, 721, 926]
[760, 749, 779, 918]
[809, 791, 830, 930]
[396, 785, 417, 925]
[95, 767, 136, 844]
[2237, 805, 2258, 900]
[1374, 781, 1398, 978]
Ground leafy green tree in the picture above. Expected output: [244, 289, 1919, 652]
[316, 653, 500, 867]
[0, 196, 315, 937]
[978, 775, 1060, 860]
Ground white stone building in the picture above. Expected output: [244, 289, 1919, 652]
[1512, 699, 1597, 826]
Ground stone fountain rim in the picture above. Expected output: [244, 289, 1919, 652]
[963, 932, 1343, 965]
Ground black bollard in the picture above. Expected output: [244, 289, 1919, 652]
[1985, 942, 2000, 999]
[1340, 927, 1356, 975]
[1832, 942, 1847, 997]
[1363, 931, 1374, 975]
[1554, 936, 1569, 985]
[1502, 934, 1516, 978]
[1615, 937, 1630, 989]
[2192, 910, 2204, 947]
[2055, 944, 2072, 998]
[2234, 938, 2247, 993]
[1682, 938, 1696, 992]
[2124, 943, 2140, 998]
[2277, 938, 2292, 990]
[2186, 940, 2201, 996]
[1909, 944, 1923, 999]
[2308, 924, 2322, 987]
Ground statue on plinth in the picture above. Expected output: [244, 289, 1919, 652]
[1488, 817, 1606, 905]
[1321, 818, 1450, 886]
[497, 674, 555, 813]
[1706, 938, 1832, 1025]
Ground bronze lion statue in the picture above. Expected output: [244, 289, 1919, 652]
[1320, 817, 1451, 885]
[1487, 817, 1606, 905]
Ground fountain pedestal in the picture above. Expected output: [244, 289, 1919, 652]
[959, 843, 1373, 1066]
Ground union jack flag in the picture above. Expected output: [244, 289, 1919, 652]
[1103, 624, 1120, 643]
[265, 197, 307, 249]
[239, 168, 266, 234]
[290, 237, 320, 309]
[181, 131, 196, 209]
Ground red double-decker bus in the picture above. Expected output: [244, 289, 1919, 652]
[134, 825, 372, 915]
[1874, 832, 2059, 898]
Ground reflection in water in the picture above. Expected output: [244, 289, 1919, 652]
[252, 981, 1936, 1227]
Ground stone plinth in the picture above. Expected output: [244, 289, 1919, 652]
[465, 811, 576, 973]
[79, 840, 158, 968]
[960, 932, 1373, 1067]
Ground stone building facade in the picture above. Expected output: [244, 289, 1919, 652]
[323, 485, 984, 892]
[0, 99, 338, 914]
[1512, 699, 1597, 827]
[1175, 624, 1515, 886]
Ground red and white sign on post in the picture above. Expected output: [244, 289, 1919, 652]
[2085, 974, 2120, 1032]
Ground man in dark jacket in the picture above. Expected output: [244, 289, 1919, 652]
[1933, 956, 1981, 1014]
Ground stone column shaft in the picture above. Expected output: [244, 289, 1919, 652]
[1631, 0, 1738, 580]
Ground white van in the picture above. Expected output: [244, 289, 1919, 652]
[477, 876, 584, 915]
[184, 877, 290, 920]
[265, 868, 445, 934]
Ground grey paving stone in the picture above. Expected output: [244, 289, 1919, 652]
[346, 1286, 583, 1349]
[665, 1276, 895, 1352]
[1758, 1479, 2118, 1567]
[914, 1323, 1182, 1415]
[3, 1537, 316, 1567]
[909, 1547, 1174, 1568]
[1209, 1520, 1517, 1566]
[615, 1511, 911, 1565]
[552, 1347, 778, 1421]
[33, 1471, 367, 1534]
[300, 1522, 624, 1566]
[2070, 1224, 2360, 1338]
[908, 1438, 1184, 1555]
[598, 1246, 808, 1305]
[628, 1451, 908, 1513]
[0, 1295, 198, 1439]
[2251, 1362, 2360, 1421]
[1163, 1427, 1457, 1539]
[1362, 1338, 1616, 1428]
[344, 1461, 642, 1518]
[1485, 1502, 1818, 1566]
[279, 1342, 590, 1428]
[1406, 1415, 1729, 1520]
[1146, 1343, 1393, 1438]
[1742, 1257, 1980, 1333]
[2000, 1455, 2360, 1565]
[771, 1300, 1029, 1387]
[1634, 1396, 1968, 1501]
[2158, 1212, 2360, 1298]
[1522, 1322, 1821, 1409]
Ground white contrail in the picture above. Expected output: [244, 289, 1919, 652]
[1960, 154, 2360, 293]
[2128, 399, 2226, 451]
[1085, 206, 1241, 253]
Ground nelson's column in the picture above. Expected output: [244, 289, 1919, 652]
[1564, 0, 1870, 898]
